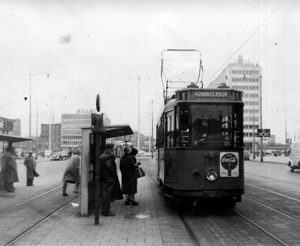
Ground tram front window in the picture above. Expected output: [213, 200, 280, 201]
[188, 104, 242, 147]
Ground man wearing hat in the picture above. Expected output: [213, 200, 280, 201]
[24, 151, 37, 186]
[99, 143, 123, 216]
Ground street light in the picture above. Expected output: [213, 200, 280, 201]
[36, 102, 48, 158]
[243, 73, 263, 162]
[128, 76, 150, 151]
[29, 72, 49, 149]
[252, 105, 256, 160]
[48, 94, 66, 151]
[278, 109, 287, 155]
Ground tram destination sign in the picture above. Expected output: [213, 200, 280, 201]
[257, 129, 271, 138]
[177, 90, 243, 101]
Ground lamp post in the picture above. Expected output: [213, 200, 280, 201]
[128, 76, 150, 150]
[252, 104, 256, 159]
[278, 109, 288, 155]
[243, 73, 263, 162]
[36, 102, 48, 159]
[48, 94, 66, 151]
[29, 72, 49, 149]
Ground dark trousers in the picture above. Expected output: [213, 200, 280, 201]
[27, 178, 33, 186]
[5, 182, 14, 192]
[102, 202, 111, 215]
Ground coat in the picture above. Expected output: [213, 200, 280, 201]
[100, 150, 123, 203]
[1, 152, 19, 183]
[63, 154, 80, 183]
[120, 153, 137, 195]
[24, 156, 37, 179]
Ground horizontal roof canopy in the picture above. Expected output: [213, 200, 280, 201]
[0, 134, 34, 143]
[82, 124, 133, 138]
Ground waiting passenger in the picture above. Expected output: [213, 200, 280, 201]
[62, 148, 81, 196]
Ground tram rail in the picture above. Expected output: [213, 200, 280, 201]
[5, 195, 79, 246]
[0, 185, 79, 246]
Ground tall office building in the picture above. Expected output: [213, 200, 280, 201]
[207, 55, 261, 152]
[61, 110, 111, 150]
[40, 123, 61, 151]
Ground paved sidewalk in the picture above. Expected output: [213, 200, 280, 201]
[11, 175, 194, 246]
[250, 155, 289, 165]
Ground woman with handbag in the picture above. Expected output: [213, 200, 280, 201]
[120, 146, 139, 206]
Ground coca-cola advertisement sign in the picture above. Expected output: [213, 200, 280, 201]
[220, 152, 239, 177]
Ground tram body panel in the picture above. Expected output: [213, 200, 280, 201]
[162, 148, 244, 198]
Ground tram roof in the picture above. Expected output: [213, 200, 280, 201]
[0, 134, 33, 143]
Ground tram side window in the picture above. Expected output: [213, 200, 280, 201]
[156, 119, 164, 148]
[166, 113, 174, 148]
[179, 105, 190, 146]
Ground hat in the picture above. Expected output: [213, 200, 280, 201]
[105, 143, 115, 149]
[131, 148, 138, 156]
[74, 148, 81, 155]
[29, 151, 33, 153]
[124, 146, 132, 154]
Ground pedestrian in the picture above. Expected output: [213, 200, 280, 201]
[1, 147, 19, 192]
[120, 146, 139, 206]
[100, 143, 123, 216]
[62, 148, 81, 196]
[24, 151, 37, 186]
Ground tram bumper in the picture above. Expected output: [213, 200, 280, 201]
[174, 190, 243, 198]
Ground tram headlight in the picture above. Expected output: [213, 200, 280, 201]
[206, 169, 218, 182]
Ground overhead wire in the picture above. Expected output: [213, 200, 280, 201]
[206, 0, 287, 84]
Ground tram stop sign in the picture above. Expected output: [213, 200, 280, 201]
[257, 129, 271, 138]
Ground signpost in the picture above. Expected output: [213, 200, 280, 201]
[256, 129, 271, 162]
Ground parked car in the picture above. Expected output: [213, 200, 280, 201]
[44, 150, 52, 157]
[50, 152, 61, 161]
[288, 141, 300, 172]
[59, 150, 69, 160]
[244, 150, 250, 160]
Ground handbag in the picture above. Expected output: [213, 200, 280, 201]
[33, 169, 40, 177]
[135, 167, 145, 178]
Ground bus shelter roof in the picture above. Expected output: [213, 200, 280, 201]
[0, 134, 33, 143]
[82, 124, 133, 138]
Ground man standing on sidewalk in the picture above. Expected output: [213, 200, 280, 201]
[99, 143, 123, 216]
[1, 147, 19, 192]
[24, 151, 36, 186]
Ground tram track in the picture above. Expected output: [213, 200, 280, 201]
[0, 185, 80, 246]
[4, 195, 79, 246]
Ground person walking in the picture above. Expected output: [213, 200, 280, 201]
[120, 146, 139, 206]
[100, 143, 123, 216]
[1, 147, 19, 192]
[24, 151, 37, 186]
[62, 148, 81, 196]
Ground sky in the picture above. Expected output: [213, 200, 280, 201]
[0, 0, 299, 144]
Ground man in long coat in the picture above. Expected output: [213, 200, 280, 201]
[100, 143, 123, 216]
[62, 148, 81, 196]
[24, 151, 37, 186]
[1, 147, 19, 192]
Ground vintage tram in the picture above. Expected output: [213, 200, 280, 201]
[156, 85, 244, 207]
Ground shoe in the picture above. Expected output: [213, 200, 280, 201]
[73, 190, 79, 194]
[102, 212, 115, 216]
[129, 199, 138, 206]
[7, 190, 14, 193]
[125, 201, 130, 206]
[62, 193, 69, 196]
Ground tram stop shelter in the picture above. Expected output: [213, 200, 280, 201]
[0, 134, 33, 190]
[80, 124, 133, 216]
